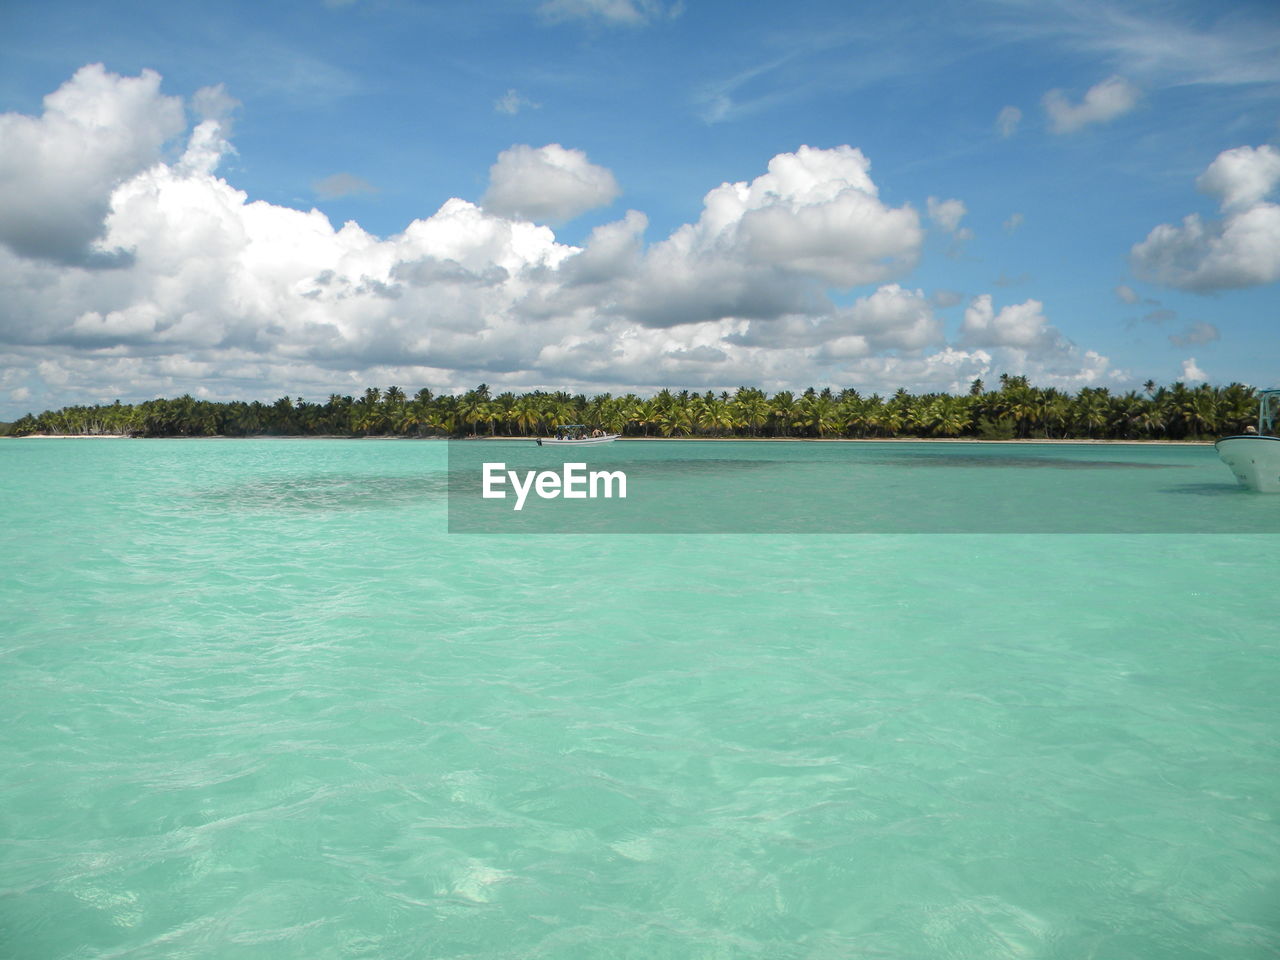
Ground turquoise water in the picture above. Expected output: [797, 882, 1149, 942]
[447, 440, 1280, 532]
[2, 438, 1277, 959]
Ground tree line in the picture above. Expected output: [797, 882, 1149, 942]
[1, 376, 1261, 441]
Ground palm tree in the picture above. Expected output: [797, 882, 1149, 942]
[616, 394, 643, 436]
[928, 395, 973, 437]
[490, 393, 518, 435]
[1161, 382, 1191, 438]
[381, 386, 406, 428]
[793, 393, 836, 436]
[510, 394, 541, 436]
[770, 391, 796, 437]
[731, 388, 769, 436]
[1218, 382, 1256, 434]
[457, 391, 489, 436]
[654, 400, 694, 436]
[1074, 387, 1110, 439]
[16, 377, 1270, 442]
[427, 395, 459, 434]
[1184, 385, 1220, 438]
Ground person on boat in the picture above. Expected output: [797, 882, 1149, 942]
[1245, 424, 1258, 434]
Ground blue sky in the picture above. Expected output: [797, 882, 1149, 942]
[0, 0, 1277, 415]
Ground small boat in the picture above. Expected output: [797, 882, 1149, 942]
[535, 425, 619, 446]
[1216, 388, 1280, 492]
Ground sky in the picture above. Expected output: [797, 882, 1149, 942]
[0, 0, 1278, 417]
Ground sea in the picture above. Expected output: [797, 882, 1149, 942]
[2, 438, 1277, 959]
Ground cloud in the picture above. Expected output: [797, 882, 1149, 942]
[191, 84, 239, 129]
[701, 145, 922, 287]
[558, 209, 648, 286]
[559, 144, 926, 329]
[959, 295, 1067, 354]
[1043, 76, 1139, 134]
[927, 198, 970, 259]
[725, 284, 942, 355]
[494, 89, 539, 115]
[994, 3, 1280, 89]
[927, 197, 967, 234]
[820, 285, 944, 356]
[694, 52, 801, 125]
[481, 143, 620, 223]
[0, 67, 1119, 417]
[1196, 144, 1280, 213]
[1131, 145, 1280, 292]
[1130, 209, 1280, 291]
[944, 296, 1114, 393]
[177, 85, 240, 180]
[538, 0, 670, 26]
[1181, 357, 1207, 383]
[1114, 283, 1139, 304]
[1169, 321, 1219, 347]
[1003, 213, 1024, 234]
[313, 173, 377, 199]
[996, 105, 1022, 138]
[0, 64, 185, 265]
[806, 345, 1118, 397]
[993, 271, 1029, 288]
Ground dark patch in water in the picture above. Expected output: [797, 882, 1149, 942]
[448, 458, 777, 486]
[1159, 483, 1254, 497]
[196, 474, 449, 511]
[863, 454, 1190, 470]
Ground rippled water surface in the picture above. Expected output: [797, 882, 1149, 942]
[2, 439, 1277, 959]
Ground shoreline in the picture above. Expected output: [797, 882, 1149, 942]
[537, 436, 1212, 445]
[4, 433, 1214, 445]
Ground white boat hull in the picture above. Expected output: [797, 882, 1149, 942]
[536, 434, 619, 446]
[1216, 436, 1280, 492]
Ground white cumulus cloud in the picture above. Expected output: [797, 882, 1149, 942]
[0, 67, 1119, 417]
[726, 284, 942, 355]
[1131, 144, 1280, 292]
[1196, 144, 1280, 212]
[559, 144, 925, 329]
[701, 144, 922, 287]
[0, 64, 185, 264]
[1043, 76, 1139, 134]
[1181, 357, 1207, 382]
[481, 143, 620, 223]
[959, 295, 1067, 354]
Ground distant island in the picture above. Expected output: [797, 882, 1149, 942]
[2, 376, 1258, 442]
